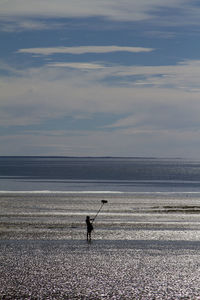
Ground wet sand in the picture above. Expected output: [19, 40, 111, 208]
[1, 193, 200, 299]
[1, 238, 200, 299]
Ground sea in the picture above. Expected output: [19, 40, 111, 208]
[1, 156, 200, 193]
[2, 156, 200, 298]
[1, 156, 200, 241]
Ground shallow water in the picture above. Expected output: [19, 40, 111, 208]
[1, 192, 200, 241]
[1, 192, 200, 298]
[1, 239, 200, 299]
[2, 157, 200, 298]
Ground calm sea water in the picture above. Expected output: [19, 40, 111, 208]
[1, 156, 200, 192]
[1, 156, 200, 241]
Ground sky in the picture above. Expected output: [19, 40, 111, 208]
[1, 1, 200, 158]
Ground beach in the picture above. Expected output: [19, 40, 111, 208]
[1, 239, 200, 299]
[1, 192, 200, 299]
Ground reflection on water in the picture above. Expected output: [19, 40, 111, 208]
[2, 191, 200, 299]
[1, 239, 200, 299]
[1, 192, 200, 241]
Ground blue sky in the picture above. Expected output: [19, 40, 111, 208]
[1, 0, 200, 157]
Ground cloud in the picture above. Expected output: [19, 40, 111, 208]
[98, 60, 200, 92]
[2, 59, 200, 156]
[0, 0, 195, 24]
[1, 126, 200, 157]
[105, 103, 200, 132]
[1, 59, 200, 128]
[48, 62, 105, 70]
[18, 46, 154, 55]
[0, 19, 64, 32]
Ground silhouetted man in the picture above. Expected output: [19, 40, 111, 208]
[86, 216, 94, 241]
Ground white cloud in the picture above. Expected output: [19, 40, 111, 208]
[48, 62, 105, 69]
[101, 60, 200, 92]
[0, 19, 64, 32]
[2, 59, 200, 157]
[0, 0, 193, 23]
[18, 46, 154, 55]
[1, 59, 200, 127]
[105, 115, 145, 129]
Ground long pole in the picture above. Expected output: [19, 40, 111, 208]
[92, 200, 107, 223]
[92, 203, 104, 222]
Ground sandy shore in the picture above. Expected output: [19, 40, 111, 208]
[1, 239, 200, 299]
[1, 193, 200, 298]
